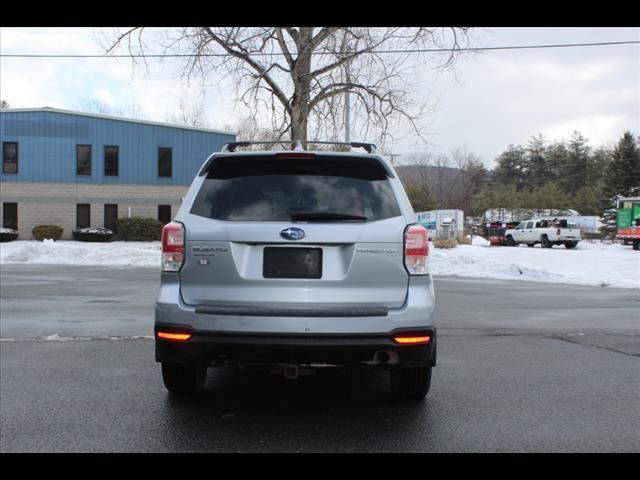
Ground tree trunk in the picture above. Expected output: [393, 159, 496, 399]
[289, 28, 313, 143]
[290, 102, 308, 142]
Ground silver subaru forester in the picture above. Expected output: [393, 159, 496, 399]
[155, 141, 436, 399]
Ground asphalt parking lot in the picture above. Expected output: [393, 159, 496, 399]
[1, 265, 639, 452]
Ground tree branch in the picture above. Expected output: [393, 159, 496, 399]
[203, 27, 291, 113]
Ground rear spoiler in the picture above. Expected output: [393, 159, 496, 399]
[197, 150, 395, 178]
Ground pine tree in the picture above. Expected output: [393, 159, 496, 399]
[525, 134, 548, 188]
[531, 182, 571, 211]
[589, 147, 612, 185]
[561, 131, 591, 197]
[600, 207, 618, 239]
[404, 183, 437, 212]
[574, 182, 606, 216]
[460, 158, 488, 215]
[546, 140, 568, 182]
[603, 131, 640, 202]
[494, 145, 527, 191]
[473, 184, 521, 220]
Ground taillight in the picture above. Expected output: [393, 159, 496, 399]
[393, 335, 432, 345]
[162, 221, 184, 272]
[404, 224, 429, 275]
[557, 228, 561, 235]
[157, 331, 191, 341]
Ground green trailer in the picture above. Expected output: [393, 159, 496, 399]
[616, 197, 640, 250]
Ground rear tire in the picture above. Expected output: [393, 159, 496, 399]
[161, 362, 207, 395]
[564, 241, 578, 249]
[633, 240, 640, 251]
[390, 366, 432, 400]
[541, 235, 553, 248]
[527, 243, 535, 248]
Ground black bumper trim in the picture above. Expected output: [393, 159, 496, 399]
[155, 325, 436, 367]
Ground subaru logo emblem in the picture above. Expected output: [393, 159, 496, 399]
[280, 227, 306, 241]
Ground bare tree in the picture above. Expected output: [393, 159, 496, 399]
[73, 96, 144, 118]
[451, 147, 487, 214]
[165, 98, 208, 127]
[404, 152, 435, 186]
[431, 153, 453, 207]
[220, 117, 283, 150]
[103, 27, 471, 146]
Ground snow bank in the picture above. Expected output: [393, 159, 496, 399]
[0, 240, 161, 267]
[471, 235, 491, 246]
[430, 241, 639, 289]
[1, 239, 638, 289]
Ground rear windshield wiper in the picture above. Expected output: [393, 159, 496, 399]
[290, 211, 367, 222]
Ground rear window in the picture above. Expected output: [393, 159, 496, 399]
[190, 155, 401, 222]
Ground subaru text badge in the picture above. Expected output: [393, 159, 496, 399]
[280, 227, 306, 241]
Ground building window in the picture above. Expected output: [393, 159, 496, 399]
[104, 204, 118, 231]
[77, 145, 92, 176]
[104, 146, 119, 176]
[158, 205, 172, 225]
[76, 204, 91, 229]
[158, 147, 172, 178]
[3, 142, 18, 174]
[2, 202, 18, 230]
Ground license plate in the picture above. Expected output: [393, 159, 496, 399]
[263, 247, 322, 279]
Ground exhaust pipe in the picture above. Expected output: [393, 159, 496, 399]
[377, 351, 390, 364]
[372, 350, 398, 365]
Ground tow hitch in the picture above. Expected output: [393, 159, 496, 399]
[283, 364, 300, 379]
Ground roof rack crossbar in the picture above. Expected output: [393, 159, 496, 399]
[221, 140, 377, 154]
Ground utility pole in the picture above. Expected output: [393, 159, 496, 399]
[342, 32, 351, 144]
[345, 79, 350, 143]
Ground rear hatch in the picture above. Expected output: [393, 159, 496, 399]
[178, 153, 409, 310]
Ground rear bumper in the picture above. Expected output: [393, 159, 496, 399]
[155, 325, 436, 367]
[155, 273, 436, 367]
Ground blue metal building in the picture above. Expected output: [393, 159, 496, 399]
[0, 107, 236, 238]
[0, 107, 235, 185]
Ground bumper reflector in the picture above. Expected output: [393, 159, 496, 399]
[157, 331, 192, 341]
[393, 335, 431, 345]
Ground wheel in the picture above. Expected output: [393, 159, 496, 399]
[161, 362, 207, 395]
[527, 243, 535, 248]
[541, 235, 553, 248]
[633, 240, 640, 251]
[505, 235, 515, 247]
[564, 241, 578, 249]
[390, 366, 432, 400]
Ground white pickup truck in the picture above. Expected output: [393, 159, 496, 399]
[504, 218, 581, 249]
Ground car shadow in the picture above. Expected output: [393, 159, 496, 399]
[159, 366, 432, 452]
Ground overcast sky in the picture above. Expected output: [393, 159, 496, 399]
[1, 27, 638, 168]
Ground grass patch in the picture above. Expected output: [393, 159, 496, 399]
[433, 238, 458, 249]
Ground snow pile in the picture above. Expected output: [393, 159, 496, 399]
[0, 228, 18, 234]
[1, 239, 638, 289]
[429, 241, 639, 289]
[471, 235, 491, 246]
[73, 227, 114, 234]
[0, 240, 161, 267]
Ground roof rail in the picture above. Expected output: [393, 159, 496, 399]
[221, 140, 377, 154]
